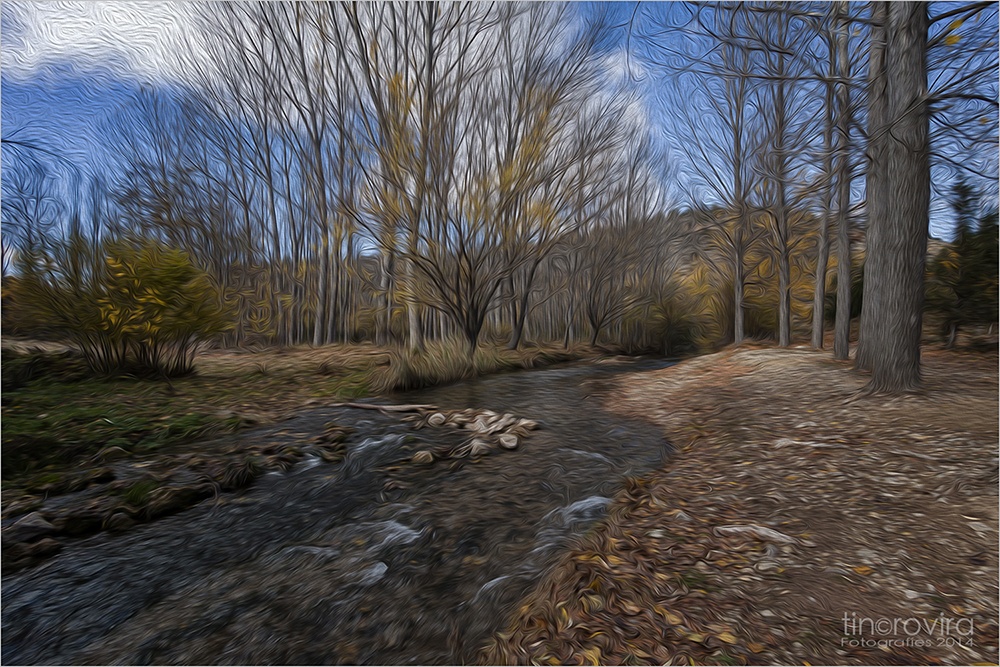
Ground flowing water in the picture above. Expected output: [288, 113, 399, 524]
[2, 358, 673, 665]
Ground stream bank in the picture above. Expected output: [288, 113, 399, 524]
[3, 358, 673, 665]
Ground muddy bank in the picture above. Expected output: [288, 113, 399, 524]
[2, 358, 673, 665]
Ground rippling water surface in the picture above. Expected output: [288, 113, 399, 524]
[2, 358, 672, 665]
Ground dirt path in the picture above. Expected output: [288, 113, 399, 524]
[484, 347, 998, 665]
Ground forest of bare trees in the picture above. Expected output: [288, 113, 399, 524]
[3, 1, 997, 393]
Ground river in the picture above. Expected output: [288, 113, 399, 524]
[2, 358, 672, 665]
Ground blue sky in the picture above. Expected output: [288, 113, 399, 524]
[2, 66, 140, 177]
[2, 1, 997, 240]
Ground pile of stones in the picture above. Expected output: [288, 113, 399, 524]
[402, 408, 540, 463]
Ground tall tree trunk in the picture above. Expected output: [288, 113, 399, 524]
[812, 218, 832, 349]
[856, 2, 929, 392]
[731, 68, 748, 345]
[833, 1, 854, 360]
[332, 266, 341, 345]
[812, 21, 837, 350]
[775, 88, 792, 348]
[507, 259, 541, 350]
[733, 272, 745, 344]
[401, 0, 438, 356]
[313, 226, 331, 347]
[563, 301, 576, 350]
[404, 254, 424, 353]
[856, 3, 889, 370]
[503, 274, 518, 340]
[778, 246, 792, 347]
[379, 249, 395, 347]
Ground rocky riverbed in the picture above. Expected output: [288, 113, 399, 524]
[2, 358, 674, 665]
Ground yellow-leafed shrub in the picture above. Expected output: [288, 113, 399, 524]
[9, 235, 230, 376]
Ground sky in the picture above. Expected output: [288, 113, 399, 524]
[1, 2, 193, 178]
[2, 1, 996, 240]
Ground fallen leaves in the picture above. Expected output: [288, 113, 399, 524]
[481, 348, 999, 666]
[656, 607, 684, 626]
[580, 646, 602, 665]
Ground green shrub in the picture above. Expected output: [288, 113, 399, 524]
[926, 208, 998, 346]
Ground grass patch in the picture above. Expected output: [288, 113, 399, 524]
[1, 343, 385, 481]
[123, 478, 161, 506]
[1, 347, 89, 392]
[714, 651, 739, 665]
[677, 569, 710, 590]
[1, 374, 250, 479]
[1, 339, 594, 483]
[370, 341, 586, 392]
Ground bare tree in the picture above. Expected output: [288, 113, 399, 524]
[831, 0, 855, 360]
[652, 3, 764, 345]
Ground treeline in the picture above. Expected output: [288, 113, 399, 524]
[2, 2, 997, 391]
[926, 184, 999, 347]
[6, 4, 675, 356]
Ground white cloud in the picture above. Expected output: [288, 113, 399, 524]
[1, 1, 200, 83]
[600, 44, 647, 86]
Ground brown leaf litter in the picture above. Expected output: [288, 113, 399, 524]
[482, 347, 998, 666]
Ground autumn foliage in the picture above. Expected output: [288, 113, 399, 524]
[6, 236, 229, 376]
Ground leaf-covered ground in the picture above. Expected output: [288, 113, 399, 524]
[483, 346, 998, 665]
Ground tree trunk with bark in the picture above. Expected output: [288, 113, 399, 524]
[832, 1, 854, 361]
[856, 2, 930, 392]
[507, 259, 541, 350]
[812, 18, 837, 350]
